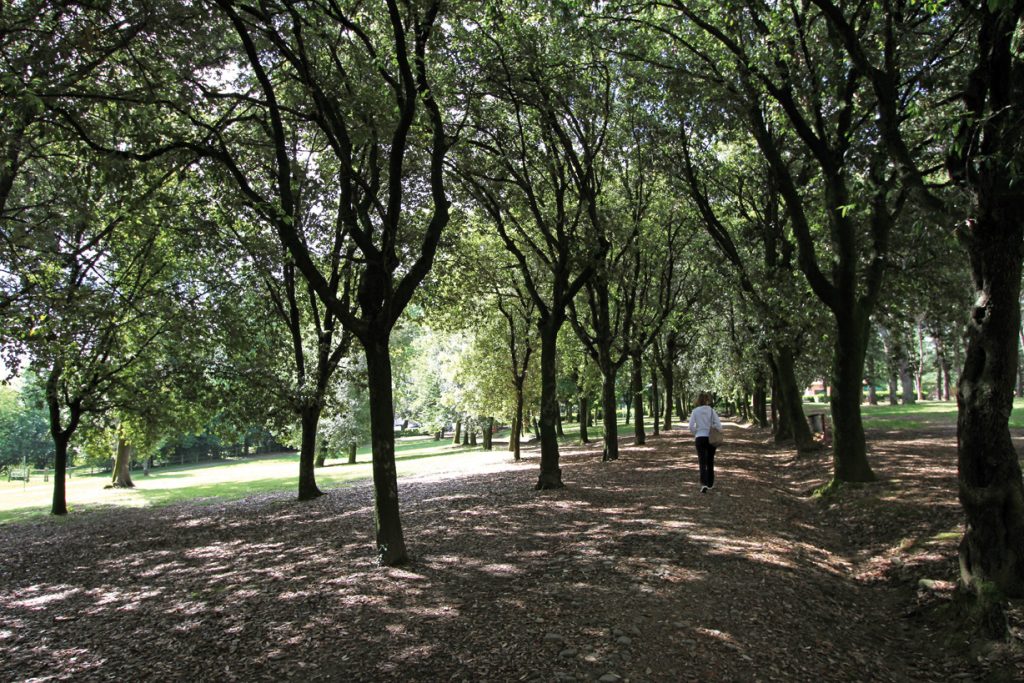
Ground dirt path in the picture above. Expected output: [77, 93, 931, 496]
[1, 422, 1021, 681]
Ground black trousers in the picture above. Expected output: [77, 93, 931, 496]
[695, 436, 717, 488]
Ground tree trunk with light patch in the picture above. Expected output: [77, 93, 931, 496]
[110, 436, 135, 489]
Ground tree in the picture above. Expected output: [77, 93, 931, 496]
[317, 358, 371, 466]
[492, 283, 537, 460]
[673, 124, 822, 451]
[455, 5, 608, 487]
[0, 379, 51, 472]
[0, 1, 157, 314]
[190, 0, 452, 565]
[946, 2, 1024, 599]
[628, 0, 967, 484]
[564, 84, 693, 458]
[0, 147, 196, 514]
[414, 209, 540, 459]
[0, 1, 238, 513]
[210, 190, 355, 500]
[796, 0, 1024, 598]
[653, 327, 682, 430]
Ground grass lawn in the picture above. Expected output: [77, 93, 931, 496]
[0, 418, 647, 525]
[0, 435, 488, 525]
[5, 402, 1017, 525]
[851, 397, 1024, 430]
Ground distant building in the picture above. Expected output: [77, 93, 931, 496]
[804, 380, 829, 400]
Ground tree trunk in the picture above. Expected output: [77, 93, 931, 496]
[651, 368, 660, 437]
[578, 395, 589, 444]
[830, 311, 875, 483]
[769, 373, 779, 436]
[867, 353, 880, 406]
[675, 395, 685, 423]
[297, 404, 324, 500]
[512, 382, 524, 460]
[959, 241, 1024, 595]
[916, 318, 927, 401]
[1019, 328, 1024, 398]
[600, 361, 619, 461]
[487, 418, 495, 450]
[881, 331, 900, 405]
[752, 370, 768, 428]
[768, 356, 791, 442]
[45, 363, 80, 516]
[880, 358, 897, 405]
[662, 366, 674, 430]
[110, 435, 135, 489]
[953, 2, 1024, 599]
[364, 337, 407, 566]
[770, 347, 816, 452]
[509, 416, 519, 456]
[535, 323, 564, 489]
[943, 356, 953, 401]
[51, 432, 71, 516]
[662, 337, 676, 430]
[348, 442, 357, 464]
[452, 419, 462, 445]
[899, 356, 917, 405]
[631, 353, 645, 445]
[556, 404, 565, 437]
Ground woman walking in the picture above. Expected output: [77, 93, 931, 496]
[688, 392, 722, 493]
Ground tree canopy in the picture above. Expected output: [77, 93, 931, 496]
[1, 0, 1021, 605]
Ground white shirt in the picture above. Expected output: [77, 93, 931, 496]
[688, 405, 722, 438]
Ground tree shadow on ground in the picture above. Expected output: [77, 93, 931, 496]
[0, 423, 1020, 681]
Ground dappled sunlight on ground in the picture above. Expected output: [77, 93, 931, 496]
[9, 586, 82, 610]
[0, 421, 1018, 681]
